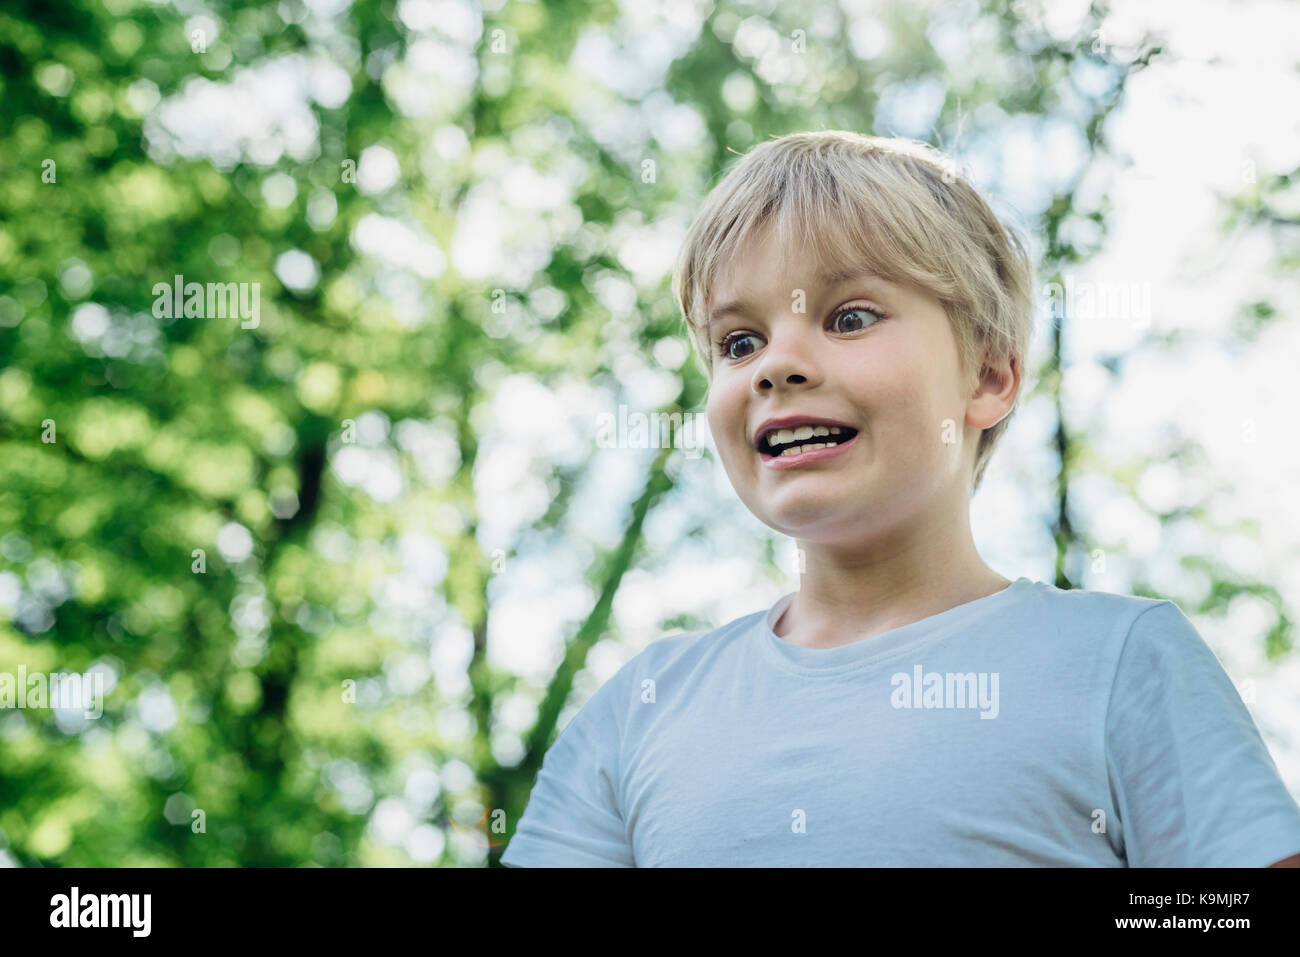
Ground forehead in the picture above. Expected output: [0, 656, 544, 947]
[710, 217, 895, 299]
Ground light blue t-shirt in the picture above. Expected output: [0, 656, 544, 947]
[501, 577, 1300, 867]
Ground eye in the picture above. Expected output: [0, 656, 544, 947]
[830, 303, 886, 334]
[714, 303, 886, 362]
[717, 331, 761, 360]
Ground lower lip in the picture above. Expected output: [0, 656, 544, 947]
[759, 431, 860, 470]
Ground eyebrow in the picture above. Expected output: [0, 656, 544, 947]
[707, 269, 886, 329]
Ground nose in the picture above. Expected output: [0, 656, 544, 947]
[751, 329, 820, 392]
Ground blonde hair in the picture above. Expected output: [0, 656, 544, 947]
[671, 130, 1035, 495]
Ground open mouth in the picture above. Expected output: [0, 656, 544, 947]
[757, 424, 860, 459]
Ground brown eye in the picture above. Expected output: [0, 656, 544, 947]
[718, 332, 760, 360]
[830, 305, 884, 334]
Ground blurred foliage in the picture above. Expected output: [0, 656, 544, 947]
[0, 0, 1286, 867]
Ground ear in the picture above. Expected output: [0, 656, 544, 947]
[966, 350, 1020, 431]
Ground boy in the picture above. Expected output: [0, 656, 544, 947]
[501, 131, 1300, 867]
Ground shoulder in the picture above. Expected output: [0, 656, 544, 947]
[992, 580, 1216, 704]
[1014, 577, 1174, 622]
[1009, 578, 1188, 652]
[633, 603, 769, 669]
[1084, 588, 1300, 865]
[575, 601, 772, 724]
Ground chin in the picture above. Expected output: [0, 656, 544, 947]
[759, 503, 859, 539]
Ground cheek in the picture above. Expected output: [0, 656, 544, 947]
[851, 350, 949, 448]
[704, 389, 724, 435]
[705, 388, 740, 457]
[840, 345, 922, 410]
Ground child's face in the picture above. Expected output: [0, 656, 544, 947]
[705, 224, 981, 545]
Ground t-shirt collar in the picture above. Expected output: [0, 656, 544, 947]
[760, 577, 1033, 675]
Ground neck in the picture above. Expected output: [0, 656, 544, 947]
[775, 497, 1009, 650]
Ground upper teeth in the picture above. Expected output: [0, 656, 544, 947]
[766, 425, 843, 446]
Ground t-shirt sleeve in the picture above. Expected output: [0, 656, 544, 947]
[500, 674, 634, 868]
[1105, 600, 1300, 867]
